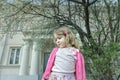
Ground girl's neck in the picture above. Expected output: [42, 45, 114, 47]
[59, 46, 72, 49]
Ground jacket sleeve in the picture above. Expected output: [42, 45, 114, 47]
[42, 48, 58, 79]
[76, 50, 86, 80]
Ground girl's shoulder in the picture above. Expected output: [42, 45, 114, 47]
[50, 47, 59, 55]
[71, 47, 79, 52]
[70, 47, 79, 56]
[52, 47, 59, 51]
[71, 47, 83, 55]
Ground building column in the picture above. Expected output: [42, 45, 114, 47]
[30, 40, 39, 75]
[0, 34, 7, 64]
[19, 39, 30, 75]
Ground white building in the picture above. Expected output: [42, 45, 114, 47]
[0, 31, 52, 80]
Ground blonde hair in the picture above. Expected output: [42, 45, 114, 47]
[53, 27, 80, 49]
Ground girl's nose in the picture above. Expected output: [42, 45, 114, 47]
[56, 40, 59, 44]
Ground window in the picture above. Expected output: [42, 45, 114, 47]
[9, 47, 21, 64]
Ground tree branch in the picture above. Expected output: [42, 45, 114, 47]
[4, 1, 33, 17]
[88, 0, 98, 6]
[68, 0, 84, 5]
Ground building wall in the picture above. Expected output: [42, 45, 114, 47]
[0, 65, 20, 75]
[0, 32, 47, 76]
[0, 32, 24, 75]
[1, 32, 24, 65]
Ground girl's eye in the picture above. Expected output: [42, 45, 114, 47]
[58, 37, 61, 39]
[54, 37, 61, 41]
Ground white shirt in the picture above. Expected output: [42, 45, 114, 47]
[52, 47, 76, 73]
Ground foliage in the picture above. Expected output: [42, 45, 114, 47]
[84, 42, 120, 80]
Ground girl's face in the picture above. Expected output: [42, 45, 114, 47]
[54, 34, 67, 48]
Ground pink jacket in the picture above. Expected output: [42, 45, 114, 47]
[43, 47, 86, 80]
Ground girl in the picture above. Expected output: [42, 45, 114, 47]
[42, 27, 86, 80]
